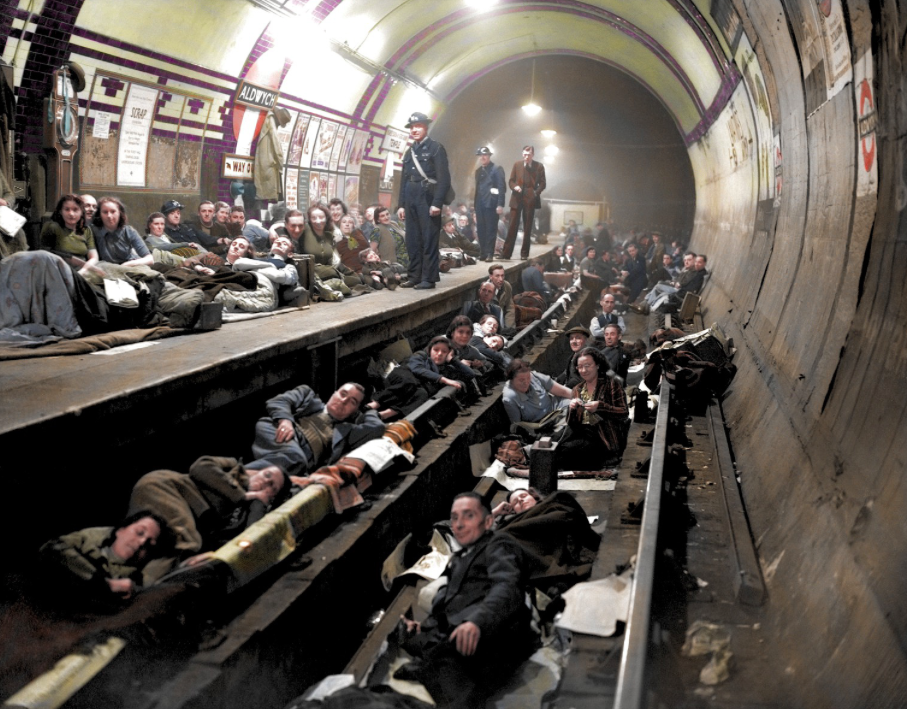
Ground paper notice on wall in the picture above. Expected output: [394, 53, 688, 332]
[117, 84, 158, 187]
[820, 0, 852, 98]
[92, 111, 112, 139]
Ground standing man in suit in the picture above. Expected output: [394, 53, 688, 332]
[473, 146, 506, 261]
[397, 492, 535, 709]
[396, 111, 451, 290]
[499, 145, 546, 260]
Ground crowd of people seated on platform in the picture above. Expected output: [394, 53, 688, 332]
[0, 193, 522, 345]
[3, 185, 711, 350]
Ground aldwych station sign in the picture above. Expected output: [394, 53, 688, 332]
[234, 80, 279, 110]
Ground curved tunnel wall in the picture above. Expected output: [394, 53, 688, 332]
[1, 0, 905, 705]
[689, 1, 906, 705]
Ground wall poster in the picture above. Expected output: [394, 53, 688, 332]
[329, 124, 348, 172]
[312, 120, 338, 169]
[300, 117, 321, 169]
[285, 167, 299, 210]
[344, 175, 360, 207]
[287, 113, 309, 166]
[116, 83, 158, 187]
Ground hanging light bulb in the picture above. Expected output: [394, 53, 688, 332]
[521, 59, 542, 116]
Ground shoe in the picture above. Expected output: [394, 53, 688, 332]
[414, 281, 436, 289]
[629, 302, 650, 315]
[520, 256, 529, 261]
[400, 280, 418, 288]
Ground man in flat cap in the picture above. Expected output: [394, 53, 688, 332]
[162, 200, 216, 250]
[396, 112, 451, 289]
[556, 325, 594, 388]
[473, 146, 506, 261]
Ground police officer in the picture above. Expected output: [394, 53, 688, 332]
[474, 146, 506, 262]
[396, 112, 451, 289]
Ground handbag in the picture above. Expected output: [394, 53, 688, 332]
[410, 148, 455, 205]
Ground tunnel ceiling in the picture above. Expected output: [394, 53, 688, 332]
[279, 0, 739, 142]
[67, 0, 741, 146]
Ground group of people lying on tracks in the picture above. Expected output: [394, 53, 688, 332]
[36, 381, 386, 608]
[29, 300, 546, 607]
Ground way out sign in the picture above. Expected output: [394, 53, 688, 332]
[223, 154, 254, 179]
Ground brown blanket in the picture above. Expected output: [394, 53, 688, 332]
[163, 266, 258, 301]
[0, 325, 188, 360]
[497, 491, 601, 587]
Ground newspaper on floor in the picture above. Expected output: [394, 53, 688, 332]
[555, 565, 634, 637]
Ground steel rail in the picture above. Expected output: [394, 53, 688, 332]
[613, 377, 671, 709]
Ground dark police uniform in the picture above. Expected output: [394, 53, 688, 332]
[161, 200, 217, 249]
[396, 113, 451, 286]
[473, 147, 506, 261]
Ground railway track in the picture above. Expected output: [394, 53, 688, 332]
[4, 291, 761, 709]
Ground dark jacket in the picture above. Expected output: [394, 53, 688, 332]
[475, 161, 506, 210]
[396, 137, 451, 210]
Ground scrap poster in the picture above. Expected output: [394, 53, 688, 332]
[116, 83, 158, 187]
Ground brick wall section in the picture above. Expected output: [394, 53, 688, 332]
[14, 0, 85, 155]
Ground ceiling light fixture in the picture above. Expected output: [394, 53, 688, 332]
[522, 59, 542, 116]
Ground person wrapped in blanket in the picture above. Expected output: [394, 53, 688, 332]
[126, 456, 290, 580]
[162, 236, 280, 313]
[492, 487, 601, 593]
[37, 511, 173, 610]
[358, 246, 405, 290]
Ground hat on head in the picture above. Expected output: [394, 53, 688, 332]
[161, 200, 184, 214]
[476, 146, 492, 156]
[405, 112, 432, 128]
[273, 107, 292, 127]
[564, 325, 591, 338]
[443, 216, 457, 226]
